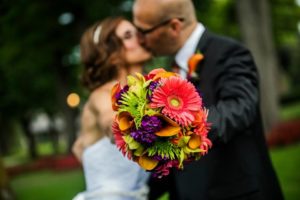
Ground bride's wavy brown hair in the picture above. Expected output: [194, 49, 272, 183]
[80, 16, 126, 91]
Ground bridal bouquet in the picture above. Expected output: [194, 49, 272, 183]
[111, 68, 212, 178]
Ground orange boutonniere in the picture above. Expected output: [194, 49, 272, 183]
[187, 52, 204, 79]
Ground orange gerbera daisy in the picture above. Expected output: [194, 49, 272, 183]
[150, 76, 202, 126]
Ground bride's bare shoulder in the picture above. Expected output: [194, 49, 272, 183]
[90, 83, 111, 101]
[88, 81, 116, 112]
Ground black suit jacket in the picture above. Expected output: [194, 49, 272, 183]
[148, 31, 284, 200]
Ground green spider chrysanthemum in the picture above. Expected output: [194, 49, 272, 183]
[147, 140, 181, 160]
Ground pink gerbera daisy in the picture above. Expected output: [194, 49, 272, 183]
[150, 76, 202, 126]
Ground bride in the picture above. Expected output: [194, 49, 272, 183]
[72, 16, 152, 200]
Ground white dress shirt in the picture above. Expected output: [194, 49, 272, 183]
[175, 23, 205, 78]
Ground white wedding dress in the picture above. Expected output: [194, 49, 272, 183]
[72, 137, 150, 200]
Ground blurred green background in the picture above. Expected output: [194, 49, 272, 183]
[1, 0, 300, 199]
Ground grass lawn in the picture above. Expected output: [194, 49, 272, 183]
[8, 143, 300, 200]
[280, 102, 300, 121]
[10, 169, 85, 200]
[270, 142, 300, 200]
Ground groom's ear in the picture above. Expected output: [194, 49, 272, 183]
[169, 18, 183, 36]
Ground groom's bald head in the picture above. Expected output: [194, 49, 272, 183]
[133, 0, 198, 56]
[133, 0, 196, 27]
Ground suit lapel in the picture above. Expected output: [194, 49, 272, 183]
[196, 29, 210, 53]
[192, 30, 210, 81]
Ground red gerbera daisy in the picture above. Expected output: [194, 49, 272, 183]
[150, 76, 202, 126]
[112, 119, 132, 159]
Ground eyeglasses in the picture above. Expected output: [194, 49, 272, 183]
[136, 18, 184, 36]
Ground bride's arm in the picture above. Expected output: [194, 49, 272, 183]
[72, 135, 84, 162]
[72, 101, 99, 161]
[91, 89, 115, 141]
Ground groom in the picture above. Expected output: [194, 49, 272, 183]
[133, 0, 284, 199]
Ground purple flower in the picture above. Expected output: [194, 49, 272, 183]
[153, 155, 169, 161]
[149, 81, 159, 91]
[115, 85, 129, 105]
[130, 129, 157, 144]
[141, 116, 162, 132]
[130, 115, 162, 145]
[147, 81, 159, 101]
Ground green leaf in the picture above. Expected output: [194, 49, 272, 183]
[134, 146, 145, 156]
[143, 80, 152, 88]
[179, 149, 185, 168]
[178, 136, 191, 147]
[124, 135, 141, 150]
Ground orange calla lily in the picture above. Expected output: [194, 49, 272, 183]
[148, 68, 167, 77]
[186, 130, 194, 136]
[156, 125, 181, 137]
[111, 82, 121, 111]
[118, 112, 133, 131]
[154, 114, 181, 137]
[153, 71, 179, 81]
[158, 114, 179, 126]
[188, 134, 201, 149]
[188, 53, 204, 77]
[138, 155, 159, 170]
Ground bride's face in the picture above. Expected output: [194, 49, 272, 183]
[115, 20, 152, 65]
